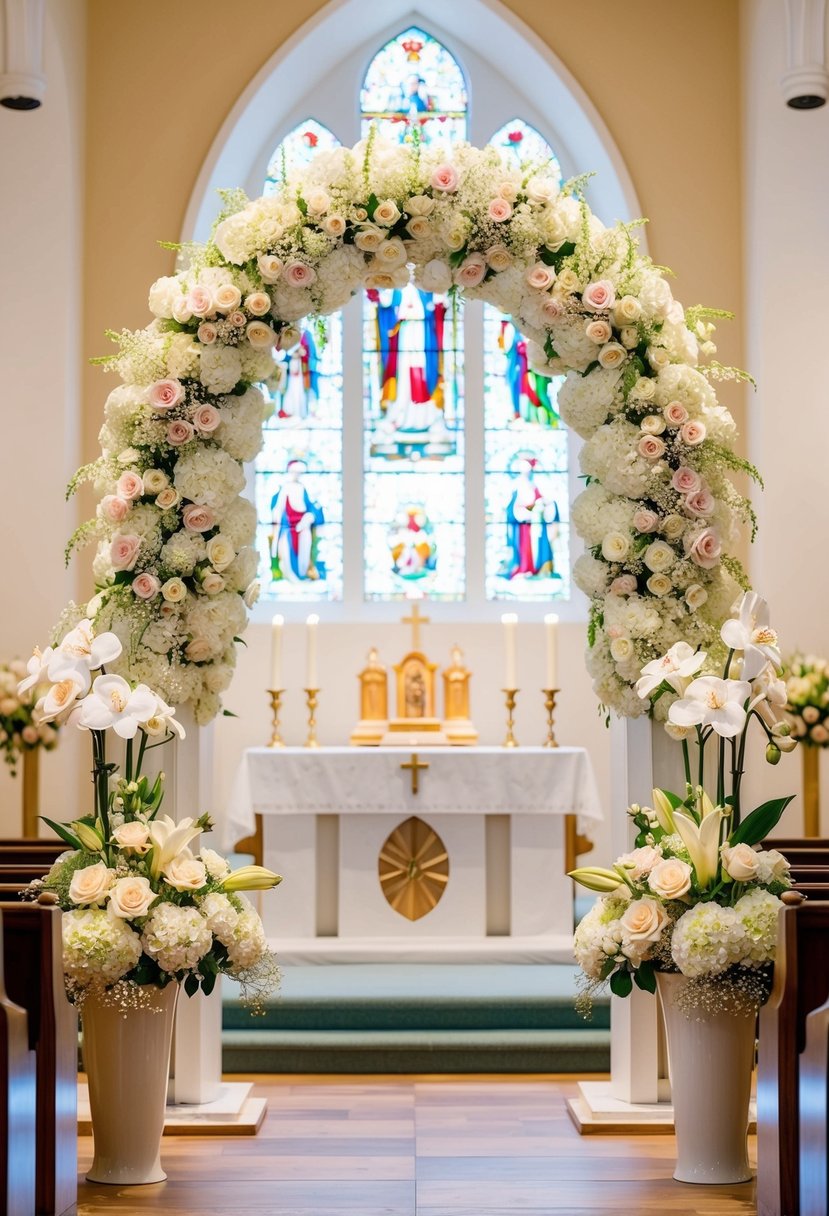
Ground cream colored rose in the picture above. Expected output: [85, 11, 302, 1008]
[164, 854, 208, 892]
[640, 414, 665, 435]
[112, 822, 151, 854]
[721, 843, 760, 882]
[245, 291, 271, 317]
[647, 858, 692, 900]
[354, 225, 385, 252]
[406, 216, 431, 240]
[257, 254, 283, 283]
[143, 469, 169, 494]
[525, 176, 559, 205]
[601, 532, 631, 562]
[375, 238, 407, 268]
[612, 295, 642, 326]
[201, 848, 231, 881]
[647, 345, 671, 370]
[620, 326, 639, 348]
[643, 540, 675, 573]
[585, 319, 612, 344]
[156, 487, 180, 510]
[373, 199, 401, 226]
[662, 514, 686, 541]
[405, 195, 435, 217]
[305, 187, 331, 215]
[206, 534, 236, 571]
[69, 861, 115, 906]
[498, 179, 519, 203]
[485, 245, 512, 271]
[323, 215, 347, 237]
[685, 584, 708, 610]
[646, 573, 672, 596]
[442, 222, 467, 252]
[201, 572, 225, 595]
[246, 321, 275, 349]
[555, 268, 580, 295]
[610, 637, 634, 662]
[620, 897, 669, 944]
[108, 875, 157, 919]
[632, 377, 656, 401]
[598, 342, 627, 369]
[214, 284, 242, 313]
[161, 578, 187, 603]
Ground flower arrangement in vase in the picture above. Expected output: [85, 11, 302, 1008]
[783, 652, 829, 835]
[0, 659, 60, 775]
[570, 591, 797, 1184]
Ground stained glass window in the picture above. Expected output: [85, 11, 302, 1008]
[361, 30, 467, 601]
[483, 121, 569, 602]
[256, 121, 344, 602]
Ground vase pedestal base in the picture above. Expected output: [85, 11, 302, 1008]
[567, 1081, 757, 1136]
[78, 1079, 267, 1137]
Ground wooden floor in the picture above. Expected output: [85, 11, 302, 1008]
[75, 1074, 758, 1216]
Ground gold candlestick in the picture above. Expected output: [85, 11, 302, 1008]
[543, 688, 559, 748]
[267, 689, 285, 748]
[502, 688, 519, 748]
[304, 688, 320, 748]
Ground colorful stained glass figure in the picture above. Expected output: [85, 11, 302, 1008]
[264, 118, 341, 194]
[269, 458, 327, 584]
[488, 117, 562, 182]
[494, 316, 561, 429]
[360, 27, 467, 146]
[388, 503, 437, 583]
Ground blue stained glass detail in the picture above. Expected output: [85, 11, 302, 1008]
[488, 117, 562, 182]
[360, 27, 467, 146]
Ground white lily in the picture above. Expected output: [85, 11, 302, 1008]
[76, 675, 158, 739]
[140, 695, 186, 740]
[673, 807, 724, 888]
[669, 675, 751, 738]
[17, 645, 56, 697]
[148, 814, 204, 879]
[651, 788, 676, 833]
[636, 642, 707, 699]
[720, 591, 781, 681]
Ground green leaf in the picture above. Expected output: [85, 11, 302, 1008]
[39, 816, 83, 851]
[609, 968, 633, 998]
[184, 974, 200, 998]
[729, 796, 795, 847]
[200, 971, 217, 997]
[599, 957, 616, 981]
[633, 962, 657, 994]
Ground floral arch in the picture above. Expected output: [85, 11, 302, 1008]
[68, 135, 753, 724]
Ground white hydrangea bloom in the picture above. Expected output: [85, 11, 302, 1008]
[733, 888, 782, 965]
[141, 903, 213, 974]
[671, 903, 745, 977]
[63, 908, 143, 987]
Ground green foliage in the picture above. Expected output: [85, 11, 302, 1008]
[609, 968, 633, 998]
[633, 961, 657, 994]
[64, 519, 99, 567]
[728, 796, 794, 847]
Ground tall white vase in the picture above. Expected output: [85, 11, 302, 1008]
[656, 972, 755, 1184]
[83, 983, 179, 1185]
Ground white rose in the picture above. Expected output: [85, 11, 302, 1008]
[648, 858, 692, 900]
[601, 532, 630, 562]
[69, 861, 115, 906]
[373, 199, 401, 226]
[648, 345, 671, 371]
[163, 854, 208, 892]
[662, 514, 686, 541]
[612, 296, 642, 326]
[685, 584, 708, 610]
[201, 848, 231, 881]
[646, 573, 672, 596]
[610, 637, 635, 663]
[143, 469, 169, 494]
[643, 540, 675, 573]
[108, 875, 157, 919]
[640, 414, 665, 435]
[721, 843, 760, 882]
[201, 572, 226, 595]
[405, 194, 435, 217]
[598, 342, 627, 369]
[162, 578, 187, 603]
[620, 897, 670, 944]
[354, 225, 385, 252]
[619, 326, 639, 348]
[305, 188, 331, 215]
[406, 216, 431, 239]
[525, 176, 559, 205]
[257, 254, 283, 283]
[206, 535, 236, 571]
[112, 822, 151, 854]
[418, 259, 452, 293]
[246, 321, 275, 349]
[375, 237, 407, 268]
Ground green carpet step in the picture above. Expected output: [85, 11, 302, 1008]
[221, 1027, 610, 1075]
[222, 995, 608, 1033]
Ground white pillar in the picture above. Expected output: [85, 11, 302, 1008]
[0, 0, 45, 109]
[781, 0, 828, 108]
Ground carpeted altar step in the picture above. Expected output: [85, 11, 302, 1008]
[221, 964, 609, 1074]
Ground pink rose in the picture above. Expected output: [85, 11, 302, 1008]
[542, 297, 565, 322]
[430, 164, 459, 192]
[156, 487, 179, 510]
[671, 466, 702, 494]
[582, 279, 616, 311]
[100, 495, 130, 524]
[245, 292, 271, 317]
[454, 254, 487, 289]
[148, 378, 184, 411]
[193, 404, 221, 434]
[663, 401, 688, 427]
[610, 574, 638, 595]
[680, 420, 706, 446]
[685, 526, 722, 568]
[684, 488, 715, 517]
[526, 263, 556, 291]
[116, 471, 144, 500]
[187, 286, 214, 317]
[488, 198, 512, 223]
[166, 420, 194, 446]
[21, 725, 39, 745]
[633, 509, 660, 533]
[585, 319, 612, 344]
[182, 504, 215, 532]
[110, 533, 141, 571]
[284, 261, 316, 288]
[197, 322, 218, 345]
[132, 572, 161, 600]
[228, 310, 246, 328]
[638, 435, 666, 460]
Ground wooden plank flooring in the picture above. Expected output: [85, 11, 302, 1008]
[75, 1074, 758, 1215]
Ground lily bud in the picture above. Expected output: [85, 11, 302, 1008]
[652, 788, 676, 834]
[72, 821, 105, 852]
[568, 867, 624, 893]
[765, 743, 781, 765]
[221, 865, 283, 892]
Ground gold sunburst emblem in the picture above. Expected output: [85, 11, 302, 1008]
[378, 816, 450, 921]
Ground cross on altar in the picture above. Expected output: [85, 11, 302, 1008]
[402, 603, 430, 651]
[400, 752, 429, 795]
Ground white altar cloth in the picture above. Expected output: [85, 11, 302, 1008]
[221, 745, 602, 852]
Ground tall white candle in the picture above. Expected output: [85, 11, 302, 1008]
[544, 613, 559, 689]
[270, 614, 284, 689]
[306, 614, 319, 688]
[501, 613, 518, 689]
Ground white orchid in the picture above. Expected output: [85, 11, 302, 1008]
[17, 645, 56, 697]
[673, 807, 725, 888]
[76, 675, 157, 739]
[140, 695, 185, 740]
[36, 670, 88, 724]
[50, 619, 122, 678]
[669, 675, 751, 738]
[720, 592, 781, 681]
[636, 641, 706, 699]
[148, 814, 205, 879]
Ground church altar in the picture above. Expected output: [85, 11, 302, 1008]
[222, 745, 602, 964]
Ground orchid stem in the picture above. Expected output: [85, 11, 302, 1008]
[682, 738, 692, 788]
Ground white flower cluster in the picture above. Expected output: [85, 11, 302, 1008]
[784, 652, 829, 746]
[670, 889, 782, 977]
[63, 908, 143, 986]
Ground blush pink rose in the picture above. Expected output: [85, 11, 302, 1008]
[187, 286, 214, 317]
[246, 321, 275, 348]
[526, 263, 556, 291]
[671, 466, 702, 494]
[542, 297, 565, 322]
[680, 420, 707, 446]
[148, 379, 184, 411]
[132, 572, 161, 600]
[684, 488, 716, 517]
[284, 261, 316, 288]
[638, 435, 666, 460]
[228, 310, 247, 328]
[182, 504, 215, 532]
[116, 471, 144, 500]
[166, 420, 194, 446]
[633, 509, 660, 533]
[100, 495, 130, 524]
[430, 164, 459, 192]
[685, 526, 722, 568]
[488, 198, 512, 223]
[110, 533, 141, 571]
[582, 279, 616, 312]
[454, 254, 487, 288]
[610, 574, 638, 595]
[193, 404, 221, 434]
[197, 322, 218, 345]
[663, 401, 689, 426]
[585, 319, 613, 344]
[245, 292, 271, 317]
[156, 487, 179, 509]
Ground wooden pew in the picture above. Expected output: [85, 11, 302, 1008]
[0, 907, 36, 1216]
[0, 845, 64, 867]
[0, 901, 76, 1216]
[800, 988, 829, 1216]
[757, 895, 829, 1216]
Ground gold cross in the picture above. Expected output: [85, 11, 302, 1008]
[402, 602, 430, 651]
[400, 752, 430, 795]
